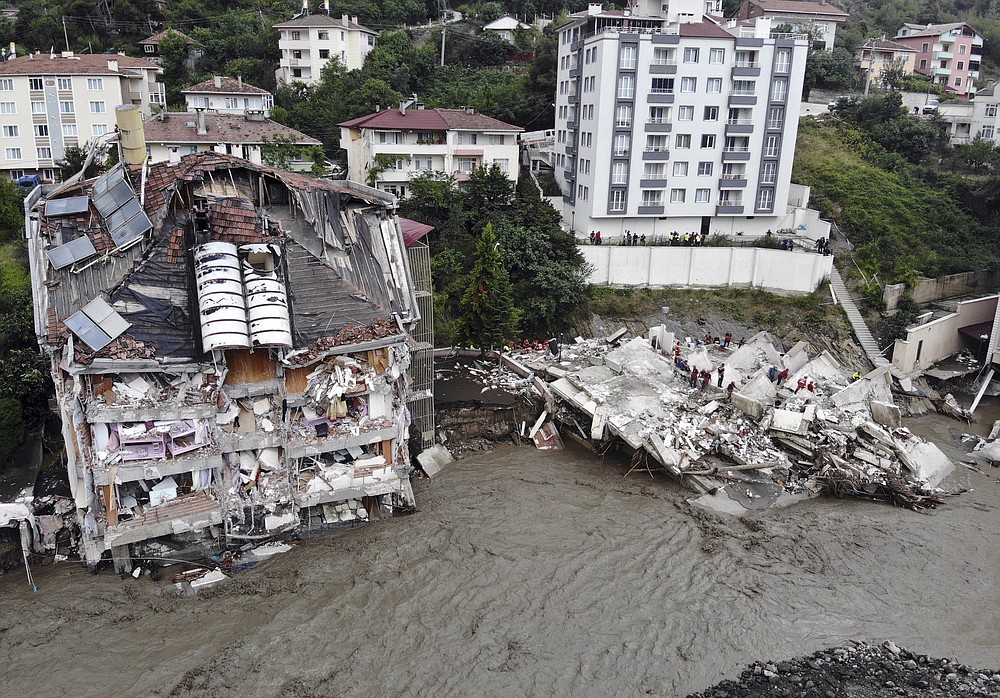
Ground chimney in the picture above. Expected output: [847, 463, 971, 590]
[351, 15, 358, 24]
[301, 0, 309, 16]
[587, 3, 602, 15]
[168, 148, 181, 166]
[195, 107, 207, 135]
[214, 75, 222, 88]
[107, 58, 118, 72]
[399, 101, 407, 115]
[342, 13, 349, 26]
[237, 75, 243, 89]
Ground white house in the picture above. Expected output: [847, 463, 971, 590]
[142, 111, 322, 171]
[274, 7, 377, 85]
[182, 76, 274, 116]
[553, 1, 809, 240]
[736, 0, 848, 51]
[338, 104, 522, 199]
[0, 52, 164, 182]
[483, 16, 531, 43]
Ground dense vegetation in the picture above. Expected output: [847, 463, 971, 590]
[794, 93, 1000, 286]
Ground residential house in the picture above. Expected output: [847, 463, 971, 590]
[142, 110, 321, 171]
[854, 37, 917, 88]
[274, 9, 377, 85]
[0, 52, 164, 182]
[137, 29, 204, 71]
[338, 103, 522, 199]
[23, 150, 421, 572]
[553, 1, 808, 239]
[736, 0, 848, 51]
[483, 16, 531, 43]
[894, 22, 983, 98]
[182, 75, 274, 116]
[932, 81, 1000, 144]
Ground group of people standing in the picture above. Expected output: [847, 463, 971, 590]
[668, 231, 709, 247]
[622, 231, 646, 246]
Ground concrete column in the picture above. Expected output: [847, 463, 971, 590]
[111, 545, 132, 575]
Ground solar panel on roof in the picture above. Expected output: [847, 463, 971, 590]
[47, 236, 98, 270]
[90, 164, 125, 198]
[44, 196, 90, 217]
[93, 178, 135, 217]
[65, 297, 131, 351]
[110, 211, 152, 248]
[106, 197, 143, 232]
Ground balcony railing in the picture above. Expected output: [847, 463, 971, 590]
[726, 118, 752, 125]
[613, 148, 630, 156]
[620, 59, 637, 69]
[647, 117, 671, 124]
[718, 199, 743, 207]
[720, 173, 746, 179]
[733, 61, 759, 68]
[644, 146, 669, 152]
[730, 90, 756, 96]
[722, 146, 750, 152]
[650, 88, 675, 94]
[616, 119, 632, 128]
[767, 120, 783, 129]
[651, 58, 677, 65]
[618, 90, 635, 99]
[641, 200, 664, 208]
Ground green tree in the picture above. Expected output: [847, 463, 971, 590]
[458, 223, 520, 349]
[55, 143, 103, 181]
[465, 163, 515, 227]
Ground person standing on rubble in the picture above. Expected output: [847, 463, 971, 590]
[738, 337, 746, 347]
[777, 368, 789, 388]
[768, 365, 778, 382]
[690, 368, 699, 388]
[717, 365, 725, 387]
[726, 380, 736, 400]
[700, 370, 711, 389]
[796, 375, 808, 393]
[723, 332, 732, 348]
[589, 231, 596, 245]
[705, 331, 713, 345]
[807, 381, 815, 393]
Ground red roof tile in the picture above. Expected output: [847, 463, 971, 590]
[678, 22, 736, 39]
[208, 198, 265, 245]
[746, 0, 848, 17]
[339, 107, 521, 132]
[0, 52, 161, 76]
[181, 76, 270, 96]
[142, 113, 319, 145]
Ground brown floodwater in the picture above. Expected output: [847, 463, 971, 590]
[0, 410, 998, 697]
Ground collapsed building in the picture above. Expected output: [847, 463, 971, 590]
[511, 329, 959, 514]
[23, 152, 422, 572]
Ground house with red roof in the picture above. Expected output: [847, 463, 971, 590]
[894, 22, 983, 98]
[338, 102, 523, 199]
[736, 0, 848, 51]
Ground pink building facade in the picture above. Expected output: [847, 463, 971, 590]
[895, 22, 983, 98]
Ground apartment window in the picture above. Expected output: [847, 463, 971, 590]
[698, 161, 713, 176]
[647, 135, 668, 151]
[675, 134, 691, 149]
[62, 124, 77, 137]
[732, 80, 755, 95]
[0, 79, 13, 91]
[610, 189, 626, 211]
[669, 188, 686, 203]
[0, 102, 15, 114]
[59, 101, 74, 114]
[619, 45, 637, 69]
[28, 78, 43, 90]
[492, 158, 509, 173]
[291, 31, 301, 40]
[681, 77, 697, 93]
[683, 47, 699, 63]
[695, 188, 711, 203]
[983, 125, 995, 139]
[577, 184, 589, 200]
[57, 78, 72, 91]
[678, 106, 694, 121]
[704, 106, 719, 121]
[457, 157, 477, 173]
[757, 188, 774, 211]
[768, 107, 784, 129]
[673, 161, 688, 176]
[37, 147, 51, 159]
[319, 49, 330, 59]
[4, 148, 22, 159]
[651, 77, 674, 94]
[643, 163, 664, 178]
[649, 106, 670, 123]
[986, 105, 998, 117]
[42, 169, 54, 180]
[378, 131, 401, 144]
[957, 61, 964, 70]
[89, 101, 106, 113]
[653, 48, 675, 65]
[292, 49, 303, 60]
[614, 134, 630, 156]
[2, 125, 17, 137]
[642, 190, 663, 206]
[580, 159, 590, 175]
[318, 31, 329, 40]
[761, 161, 777, 184]
[770, 80, 787, 101]
[955, 77, 962, 86]
[921, 42, 929, 52]
[414, 156, 433, 170]
[765, 135, 779, 157]
[92, 124, 108, 136]
[775, 50, 790, 73]
[487, 134, 506, 145]
[701, 134, 716, 148]
[919, 59, 927, 70]
[341, 31, 346, 40]
[611, 161, 628, 184]
[709, 48, 725, 64]
[585, 132, 592, 147]
[960, 44, 967, 54]
[616, 105, 632, 128]
[223, 98, 238, 109]
[34, 125, 48, 137]
[707, 78, 722, 94]
[87, 78, 103, 90]
[618, 76, 635, 99]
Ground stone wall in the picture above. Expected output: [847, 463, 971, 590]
[883, 270, 1000, 311]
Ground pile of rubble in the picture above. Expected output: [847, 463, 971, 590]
[510, 328, 959, 513]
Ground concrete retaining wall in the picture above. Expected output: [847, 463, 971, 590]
[883, 270, 1000, 311]
[582, 246, 833, 294]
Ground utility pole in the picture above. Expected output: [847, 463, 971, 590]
[440, 27, 446, 66]
[864, 52, 875, 96]
[62, 16, 70, 52]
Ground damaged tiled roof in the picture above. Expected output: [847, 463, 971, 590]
[166, 227, 186, 264]
[208, 198, 264, 245]
[142, 113, 320, 146]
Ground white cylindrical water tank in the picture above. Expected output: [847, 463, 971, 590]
[194, 242, 250, 350]
[241, 244, 292, 348]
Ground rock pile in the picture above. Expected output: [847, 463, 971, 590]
[688, 641, 1000, 697]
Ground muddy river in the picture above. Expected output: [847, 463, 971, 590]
[1, 410, 998, 697]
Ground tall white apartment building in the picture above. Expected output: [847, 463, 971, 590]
[554, 1, 808, 239]
[274, 7, 377, 85]
[0, 52, 163, 182]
